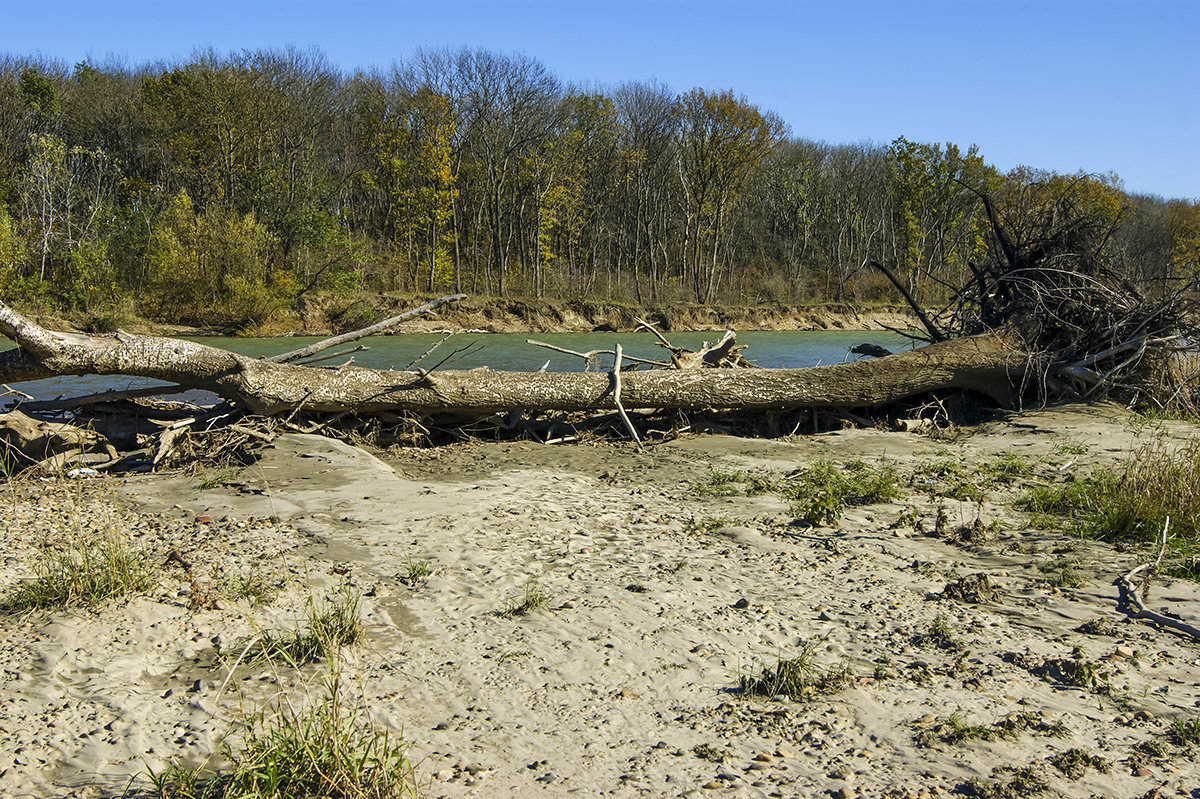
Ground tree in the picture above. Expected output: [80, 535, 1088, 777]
[675, 88, 783, 303]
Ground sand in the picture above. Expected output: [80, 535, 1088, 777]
[2, 403, 1199, 798]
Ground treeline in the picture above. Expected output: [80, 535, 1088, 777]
[0, 46, 1197, 331]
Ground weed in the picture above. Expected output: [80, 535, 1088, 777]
[1048, 748, 1109, 778]
[1170, 717, 1200, 747]
[1057, 439, 1089, 456]
[1030, 647, 1110, 692]
[918, 614, 963, 651]
[256, 589, 362, 666]
[983, 452, 1034, 481]
[403, 558, 431, 581]
[695, 469, 748, 497]
[1040, 557, 1087, 588]
[225, 569, 284, 606]
[196, 467, 243, 490]
[895, 505, 924, 532]
[873, 655, 894, 680]
[962, 765, 1048, 799]
[916, 711, 1067, 748]
[1075, 617, 1120, 636]
[1, 531, 154, 613]
[498, 580, 550, 618]
[1020, 438, 1200, 574]
[781, 459, 900, 526]
[738, 646, 855, 701]
[149, 667, 415, 798]
[683, 516, 728, 536]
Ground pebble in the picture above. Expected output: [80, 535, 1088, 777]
[733, 597, 751, 608]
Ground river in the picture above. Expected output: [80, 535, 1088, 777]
[3, 329, 914, 404]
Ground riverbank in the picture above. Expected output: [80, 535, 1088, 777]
[2, 404, 1199, 798]
[22, 295, 920, 338]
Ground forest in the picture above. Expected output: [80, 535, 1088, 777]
[0, 45, 1197, 333]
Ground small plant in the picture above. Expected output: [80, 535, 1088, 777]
[918, 614, 963, 651]
[916, 711, 1067, 748]
[1048, 748, 1109, 778]
[256, 589, 362, 666]
[782, 459, 900, 526]
[149, 668, 415, 798]
[1057, 439, 1089, 456]
[1029, 647, 1110, 693]
[962, 765, 1048, 799]
[196, 467, 243, 490]
[498, 580, 551, 618]
[695, 468, 749, 497]
[1019, 438, 1200, 576]
[683, 516, 728, 536]
[403, 558, 431, 581]
[983, 452, 1034, 481]
[895, 504, 924, 532]
[873, 655, 894, 680]
[1170, 717, 1200, 747]
[1040, 556, 1087, 588]
[1074, 616, 1120, 636]
[738, 646, 855, 700]
[1, 532, 154, 613]
[226, 569, 284, 605]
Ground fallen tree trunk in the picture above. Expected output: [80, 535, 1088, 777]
[0, 301, 1034, 416]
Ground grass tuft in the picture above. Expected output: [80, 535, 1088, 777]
[739, 646, 856, 701]
[1019, 438, 1200, 574]
[1, 532, 154, 613]
[255, 589, 362, 666]
[150, 669, 415, 799]
[498, 580, 551, 618]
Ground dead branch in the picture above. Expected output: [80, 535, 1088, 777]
[267, 293, 466, 364]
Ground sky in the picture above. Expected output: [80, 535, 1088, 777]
[2, 0, 1196, 200]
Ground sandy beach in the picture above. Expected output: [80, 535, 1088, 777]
[2, 403, 1199, 798]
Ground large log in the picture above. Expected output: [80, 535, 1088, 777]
[0, 302, 1034, 416]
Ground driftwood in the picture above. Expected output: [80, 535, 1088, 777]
[0, 409, 114, 471]
[0, 300, 1032, 418]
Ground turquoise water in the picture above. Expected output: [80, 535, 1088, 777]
[3, 329, 915, 403]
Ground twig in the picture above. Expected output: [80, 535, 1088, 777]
[295, 345, 369, 366]
[406, 332, 454, 370]
[14, 383, 189, 411]
[1113, 518, 1200, 642]
[525, 339, 670, 369]
[267, 293, 467, 364]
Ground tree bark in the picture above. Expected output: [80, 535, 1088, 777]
[0, 301, 1033, 417]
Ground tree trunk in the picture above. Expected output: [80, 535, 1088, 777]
[0, 301, 1034, 417]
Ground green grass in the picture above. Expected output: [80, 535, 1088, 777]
[196, 467, 244, 490]
[255, 589, 362, 666]
[1047, 748, 1109, 778]
[1170, 717, 1200, 747]
[498, 580, 551, 618]
[149, 669, 415, 799]
[1039, 556, 1087, 588]
[738, 647, 856, 700]
[1019, 438, 1200, 576]
[1, 532, 155, 613]
[403, 557, 431, 581]
[963, 765, 1049, 799]
[780, 459, 900, 525]
[694, 460, 900, 526]
[915, 711, 1068, 748]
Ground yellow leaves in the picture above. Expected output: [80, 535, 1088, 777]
[1167, 200, 1200, 274]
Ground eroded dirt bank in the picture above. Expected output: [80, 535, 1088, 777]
[2, 405, 1199, 799]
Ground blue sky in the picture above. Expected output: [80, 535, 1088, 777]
[3, 0, 1196, 200]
